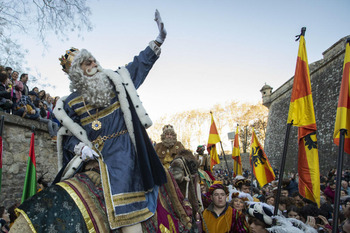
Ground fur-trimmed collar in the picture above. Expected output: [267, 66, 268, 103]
[54, 67, 152, 171]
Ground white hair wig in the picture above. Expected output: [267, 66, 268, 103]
[68, 49, 113, 108]
[69, 49, 95, 92]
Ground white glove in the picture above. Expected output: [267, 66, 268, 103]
[81, 146, 99, 161]
[154, 9, 167, 44]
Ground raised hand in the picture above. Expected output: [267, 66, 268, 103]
[154, 9, 167, 44]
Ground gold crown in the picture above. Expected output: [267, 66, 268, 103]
[162, 124, 174, 131]
[59, 47, 80, 74]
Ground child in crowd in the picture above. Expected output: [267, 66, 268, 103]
[0, 206, 10, 233]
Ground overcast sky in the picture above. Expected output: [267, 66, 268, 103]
[19, 0, 349, 120]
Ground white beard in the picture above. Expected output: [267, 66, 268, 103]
[162, 136, 177, 148]
[77, 69, 114, 108]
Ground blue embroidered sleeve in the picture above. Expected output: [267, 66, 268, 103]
[125, 46, 159, 89]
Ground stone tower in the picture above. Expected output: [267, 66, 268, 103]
[262, 35, 350, 175]
[260, 84, 273, 108]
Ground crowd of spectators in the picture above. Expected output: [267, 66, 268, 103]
[0, 66, 60, 142]
[203, 168, 350, 232]
[1, 64, 349, 231]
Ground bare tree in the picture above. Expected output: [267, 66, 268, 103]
[211, 104, 225, 134]
[225, 100, 240, 129]
[0, 0, 92, 70]
[187, 110, 207, 146]
[147, 101, 268, 154]
[237, 102, 268, 153]
[147, 115, 169, 143]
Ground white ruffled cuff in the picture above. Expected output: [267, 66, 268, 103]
[149, 41, 161, 56]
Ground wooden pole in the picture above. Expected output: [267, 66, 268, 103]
[332, 129, 347, 233]
[273, 122, 293, 216]
[219, 141, 231, 177]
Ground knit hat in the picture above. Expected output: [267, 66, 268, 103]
[208, 183, 228, 195]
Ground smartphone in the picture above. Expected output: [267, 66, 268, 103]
[315, 217, 322, 225]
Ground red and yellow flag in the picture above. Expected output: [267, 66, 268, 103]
[250, 128, 275, 187]
[207, 112, 221, 170]
[232, 126, 242, 176]
[333, 39, 350, 155]
[287, 31, 320, 207]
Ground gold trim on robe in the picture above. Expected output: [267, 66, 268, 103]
[98, 157, 153, 229]
[67, 96, 83, 108]
[57, 182, 96, 232]
[80, 101, 121, 126]
[14, 208, 37, 233]
[57, 179, 111, 233]
[113, 191, 146, 205]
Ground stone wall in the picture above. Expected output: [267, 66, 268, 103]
[263, 35, 350, 175]
[0, 112, 57, 208]
[213, 152, 251, 173]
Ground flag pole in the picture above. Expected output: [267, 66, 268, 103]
[249, 127, 254, 196]
[273, 122, 293, 216]
[332, 129, 346, 233]
[0, 116, 4, 136]
[332, 38, 350, 232]
[235, 124, 239, 177]
[231, 138, 238, 177]
[31, 125, 36, 134]
[219, 141, 231, 177]
[250, 157, 254, 196]
[0, 115, 4, 195]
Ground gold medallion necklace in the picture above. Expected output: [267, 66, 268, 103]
[83, 98, 102, 131]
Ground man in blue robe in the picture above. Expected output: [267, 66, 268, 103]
[54, 10, 167, 232]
